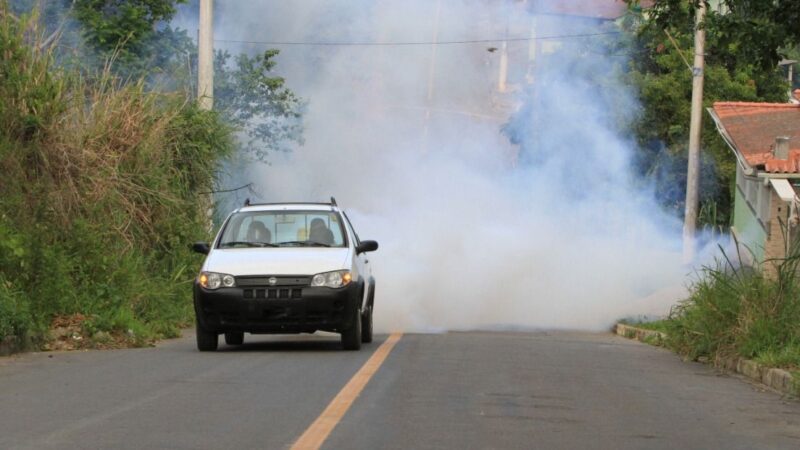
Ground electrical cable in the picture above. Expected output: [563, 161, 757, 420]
[212, 31, 621, 47]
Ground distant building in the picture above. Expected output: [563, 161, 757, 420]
[708, 102, 800, 272]
[493, 0, 642, 99]
[528, 0, 639, 20]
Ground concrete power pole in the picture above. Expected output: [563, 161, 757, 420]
[498, 40, 508, 93]
[422, 0, 442, 153]
[198, 0, 214, 110]
[198, 0, 214, 231]
[683, 1, 706, 262]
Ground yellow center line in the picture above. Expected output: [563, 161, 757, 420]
[291, 332, 404, 450]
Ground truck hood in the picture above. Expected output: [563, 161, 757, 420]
[204, 248, 350, 276]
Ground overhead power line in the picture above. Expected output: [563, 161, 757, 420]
[212, 31, 621, 47]
[199, 183, 254, 195]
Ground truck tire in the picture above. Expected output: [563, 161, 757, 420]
[341, 306, 362, 351]
[196, 321, 218, 352]
[225, 331, 244, 346]
[361, 306, 373, 343]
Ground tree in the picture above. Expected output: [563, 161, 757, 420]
[7, 0, 193, 78]
[7, 0, 304, 161]
[624, 1, 797, 226]
[72, 0, 185, 61]
[214, 49, 304, 161]
[70, 1, 304, 159]
[72, 0, 195, 78]
[643, 0, 800, 72]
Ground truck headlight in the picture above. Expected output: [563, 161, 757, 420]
[199, 272, 235, 289]
[311, 270, 352, 288]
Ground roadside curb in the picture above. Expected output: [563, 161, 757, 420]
[614, 323, 797, 397]
[614, 323, 666, 345]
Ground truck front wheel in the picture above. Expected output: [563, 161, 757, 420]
[341, 306, 362, 351]
[196, 320, 218, 352]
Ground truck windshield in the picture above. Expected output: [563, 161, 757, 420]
[218, 210, 347, 248]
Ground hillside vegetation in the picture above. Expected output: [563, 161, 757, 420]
[665, 249, 800, 370]
[627, 244, 800, 371]
[0, 9, 233, 351]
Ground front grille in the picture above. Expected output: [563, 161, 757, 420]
[236, 276, 311, 287]
[242, 288, 303, 300]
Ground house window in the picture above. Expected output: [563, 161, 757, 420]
[736, 164, 769, 231]
[746, 176, 758, 205]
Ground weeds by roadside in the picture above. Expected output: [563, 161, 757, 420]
[620, 318, 671, 335]
[668, 244, 800, 370]
[0, 6, 233, 353]
[629, 241, 800, 371]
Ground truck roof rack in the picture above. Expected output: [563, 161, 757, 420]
[241, 198, 339, 208]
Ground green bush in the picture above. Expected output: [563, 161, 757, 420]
[666, 247, 800, 369]
[0, 6, 233, 351]
[0, 277, 34, 347]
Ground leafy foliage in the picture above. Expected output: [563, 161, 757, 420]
[6, 0, 194, 81]
[643, 0, 800, 72]
[72, 0, 187, 68]
[623, 1, 794, 226]
[0, 273, 34, 347]
[0, 6, 233, 349]
[215, 49, 305, 160]
[6, 0, 304, 162]
[663, 242, 800, 370]
[0, 1, 305, 351]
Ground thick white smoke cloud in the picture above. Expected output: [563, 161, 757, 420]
[185, 0, 705, 332]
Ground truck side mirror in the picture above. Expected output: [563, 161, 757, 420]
[191, 242, 210, 255]
[356, 240, 378, 254]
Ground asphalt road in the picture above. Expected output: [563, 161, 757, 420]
[1, 331, 799, 449]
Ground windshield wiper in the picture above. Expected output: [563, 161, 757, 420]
[219, 241, 256, 248]
[276, 241, 331, 247]
[219, 241, 278, 248]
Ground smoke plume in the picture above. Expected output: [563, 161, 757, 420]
[179, 0, 705, 332]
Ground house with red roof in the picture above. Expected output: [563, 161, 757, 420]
[708, 102, 800, 269]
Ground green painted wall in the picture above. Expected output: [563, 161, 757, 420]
[733, 187, 766, 262]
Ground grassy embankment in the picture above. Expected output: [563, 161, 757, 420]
[628, 246, 800, 371]
[0, 10, 233, 352]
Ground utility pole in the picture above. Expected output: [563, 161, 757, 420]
[422, 0, 442, 153]
[198, 0, 214, 232]
[497, 12, 511, 93]
[683, 1, 706, 263]
[498, 40, 508, 93]
[198, 0, 214, 110]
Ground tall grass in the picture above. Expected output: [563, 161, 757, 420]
[0, 5, 233, 350]
[665, 238, 800, 369]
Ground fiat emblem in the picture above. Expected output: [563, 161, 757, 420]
[268, 277, 277, 286]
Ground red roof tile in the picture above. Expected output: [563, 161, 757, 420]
[711, 102, 800, 173]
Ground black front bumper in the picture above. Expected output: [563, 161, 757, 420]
[193, 281, 360, 334]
